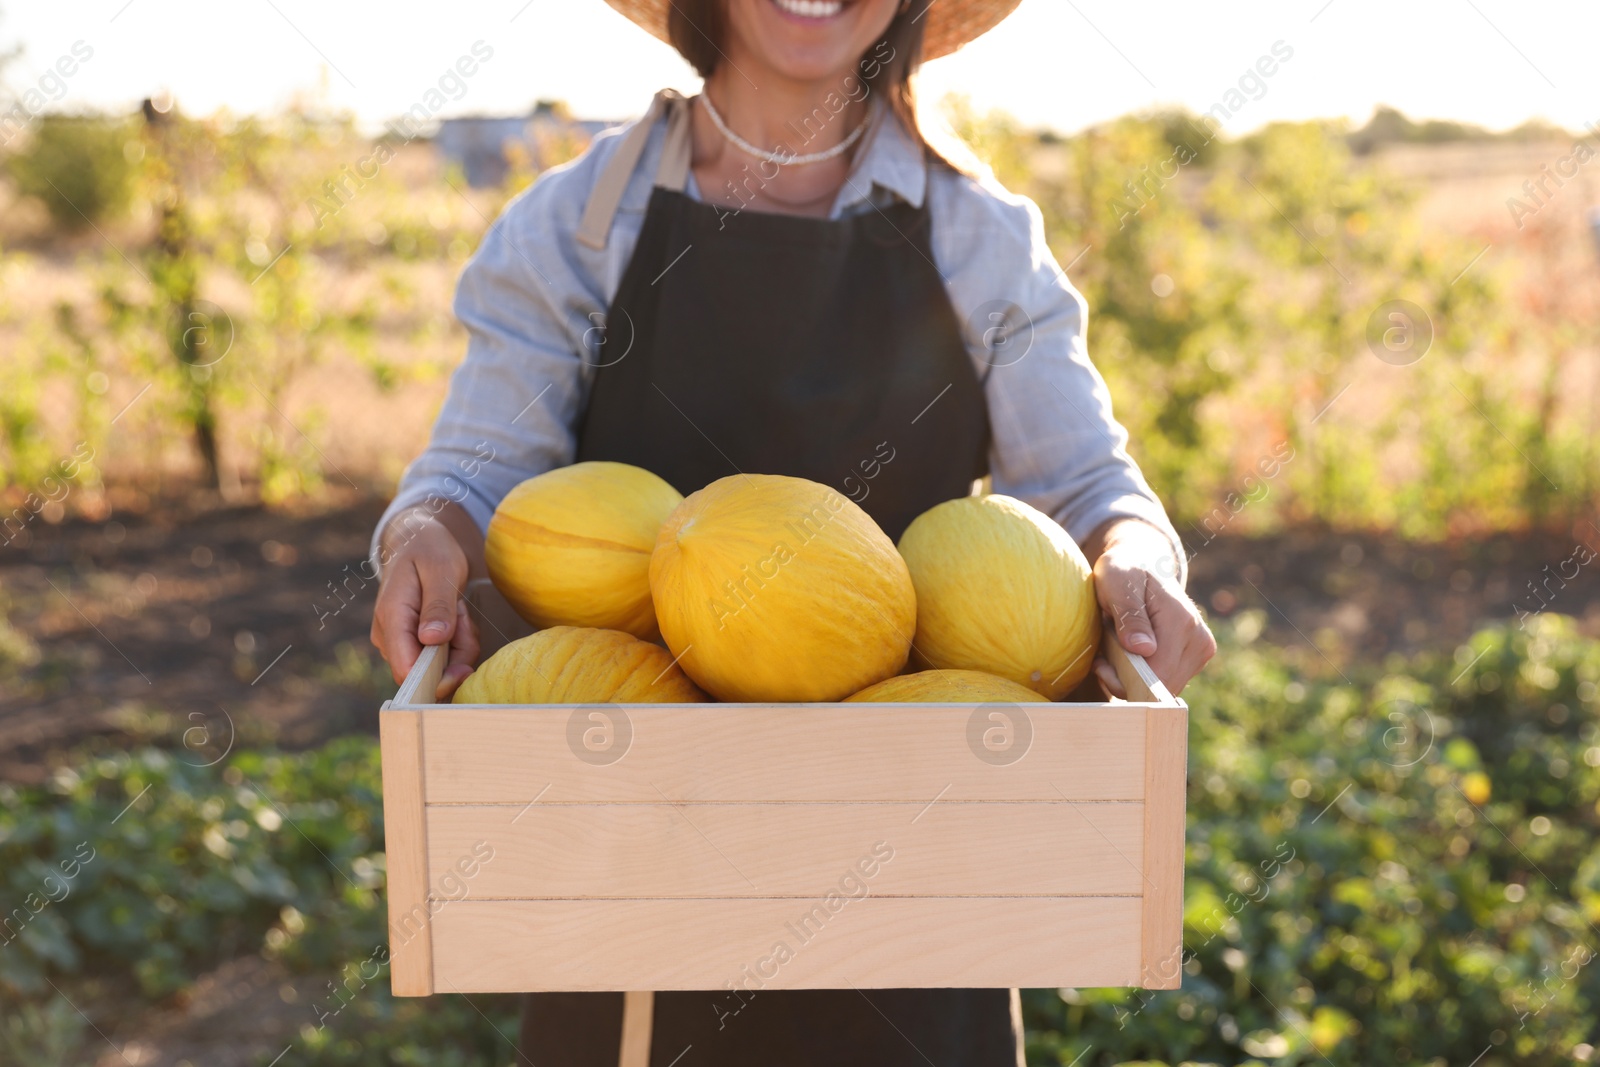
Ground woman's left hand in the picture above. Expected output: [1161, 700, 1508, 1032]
[1086, 519, 1215, 697]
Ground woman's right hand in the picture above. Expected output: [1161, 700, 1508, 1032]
[371, 503, 481, 700]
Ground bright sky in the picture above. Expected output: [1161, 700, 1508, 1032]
[3, 1, 1597, 137]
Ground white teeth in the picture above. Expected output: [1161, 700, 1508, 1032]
[772, 0, 845, 18]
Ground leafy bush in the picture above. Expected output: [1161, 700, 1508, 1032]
[4, 115, 135, 229]
[1026, 613, 1600, 1066]
[0, 735, 522, 1065]
[949, 103, 1590, 536]
[0, 997, 87, 1067]
[0, 738, 384, 998]
[266, 990, 522, 1067]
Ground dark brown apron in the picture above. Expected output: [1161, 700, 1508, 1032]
[523, 90, 1012, 1067]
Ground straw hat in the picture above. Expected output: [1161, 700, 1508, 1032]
[604, 0, 1022, 60]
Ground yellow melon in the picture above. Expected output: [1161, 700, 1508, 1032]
[453, 626, 706, 704]
[648, 474, 916, 702]
[897, 495, 1101, 699]
[485, 462, 683, 640]
[845, 669, 1051, 703]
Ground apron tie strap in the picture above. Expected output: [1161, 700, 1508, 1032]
[578, 89, 692, 250]
[618, 990, 654, 1067]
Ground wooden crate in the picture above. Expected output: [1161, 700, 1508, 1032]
[379, 586, 1188, 1007]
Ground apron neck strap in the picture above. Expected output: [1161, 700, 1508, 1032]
[656, 93, 694, 194]
[577, 89, 692, 251]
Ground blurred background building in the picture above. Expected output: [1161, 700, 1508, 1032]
[434, 101, 619, 187]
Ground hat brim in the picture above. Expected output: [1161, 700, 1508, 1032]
[603, 0, 1021, 62]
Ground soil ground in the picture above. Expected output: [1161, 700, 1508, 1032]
[1, 490, 389, 784]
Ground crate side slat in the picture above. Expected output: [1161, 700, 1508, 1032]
[379, 709, 433, 995]
[429, 802, 1144, 899]
[422, 706, 1145, 803]
[431, 897, 1141, 992]
[1140, 705, 1188, 988]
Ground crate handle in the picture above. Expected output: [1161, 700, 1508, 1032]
[393, 643, 446, 707]
[1101, 638, 1177, 705]
[388, 582, 534, 709]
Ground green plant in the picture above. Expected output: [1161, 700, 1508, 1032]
[0, 739, 385, 999]
[0, 730, 529, 1065]
[5, 115, 135, 229]
[0, 590, 41, 685]
[143, 110, 223, 489]
[942, 101, 1589, 539]
[0, 997, 88, 1067]
[0, 366, 54, 494]
[1025, 613, 1600, 1066]
[262, 988, 523, 1067]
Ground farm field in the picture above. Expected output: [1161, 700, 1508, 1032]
[3, 101, 1600, 1065]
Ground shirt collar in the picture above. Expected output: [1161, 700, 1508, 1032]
[833, 99, 928, 216]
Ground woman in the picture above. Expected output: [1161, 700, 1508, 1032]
[371, 0, 1214, 1062]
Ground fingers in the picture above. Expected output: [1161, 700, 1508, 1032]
[371, 520, 471, 685]
[1092, 542, 1216, 697]
[1095, 559, 1158, 658]
[373, 559, 425, 684]
[416, 558, 462, 647]
[1143, 583, 1216, 696]
[1092, 652, 1127, 699]
[436, 599, 480, 701]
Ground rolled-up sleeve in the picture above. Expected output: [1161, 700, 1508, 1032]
[367, 155, 613, 571]
[931, 170, 1187, 582]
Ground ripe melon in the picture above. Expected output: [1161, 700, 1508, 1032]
[897, 495, 1101, 699]
[453, 626, 706, 704]
[649, 474, 916, 702]
[485, 462, 683, 641]
[845, 669, 1051, 703]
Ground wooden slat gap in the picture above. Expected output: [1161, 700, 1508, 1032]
[427, 701, 1174, 711]
[423, 798, 1147, 807]
[426, 893, 1146, 901]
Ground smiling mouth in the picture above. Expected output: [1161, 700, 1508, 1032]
[769, 0, 848, 20]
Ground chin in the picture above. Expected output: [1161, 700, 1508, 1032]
[728, 0, 900, 83]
